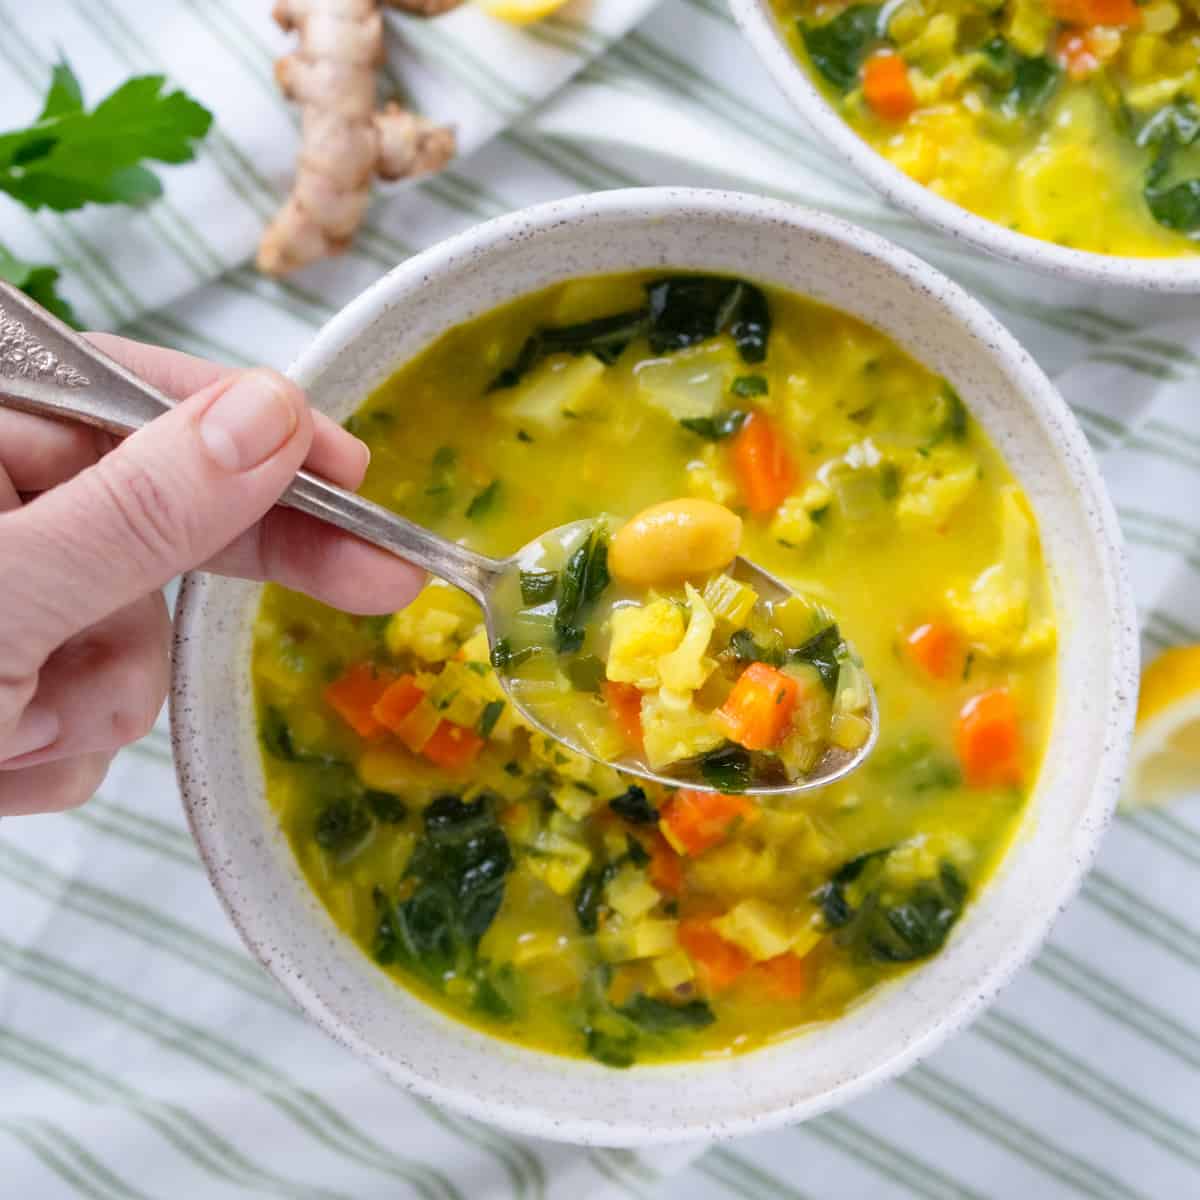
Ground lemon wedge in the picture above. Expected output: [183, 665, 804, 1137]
[476, 0, 570, 23]
[1122, 645, 1200, 809]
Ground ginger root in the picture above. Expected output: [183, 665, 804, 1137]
[258, 0, 457, 276]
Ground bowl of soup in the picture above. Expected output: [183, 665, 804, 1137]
[171, 188, 1137, 1143]
[730, 0, 1200, 289]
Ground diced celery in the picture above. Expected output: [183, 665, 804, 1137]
[634, 341, 737, 420]
[631, 919, 679, 958]
[640, 690, 724, 769]
[652, 950, 696, 990]
[524, 832, 593, 895]
[831, 712, 871, 751]
[702, 573, 759, 628]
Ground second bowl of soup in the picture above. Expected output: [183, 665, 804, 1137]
[172, 189, 1136, 1142]
[731, 0, 1200, 288]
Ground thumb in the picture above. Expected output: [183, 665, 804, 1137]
[4, 368, 313, 664]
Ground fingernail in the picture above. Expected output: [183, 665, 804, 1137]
[199, 371, 300, 472]
[4, 704, 59, 761]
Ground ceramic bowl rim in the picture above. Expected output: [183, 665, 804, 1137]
[171, 186, 1138, 1143]
[727, 0, 1200, 293]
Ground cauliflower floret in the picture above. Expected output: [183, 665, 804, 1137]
[947, 488, 1056, 658]
[657, 584, 716, 693]
[606, 599, 686, 689]
[640, 689, 724, 769]
[897, 449, 979, 530]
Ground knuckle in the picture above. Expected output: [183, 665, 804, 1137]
[108, 660, 167, 748]
[90, 455, 194, 572]
[60, 754, 113, 810]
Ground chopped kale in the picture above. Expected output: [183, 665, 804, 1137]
[489, 637, 538, 673]
[373, 794, 513, 980]
[472, 962, 521, 1020]
[645, 276, 771, 362]
[698, 742, 754, 792]
[466, 479, 501, 520]
[979, 37, 1060, 117]
[728, 627, 786, 668]
[365, 790, 408, 823]
[679, 409, 749, 441]
[554, 525, 610, 654]
[261, 706, 298, 761]
[801, 5, 882, 92]
[608, 784, 659, 825]
[927, 385, 969, 447]
[731, 374, 768, 397]
[790, 624, 844, 695]
[1140, 104, 1200, 234]
[565, 655, 606, 693]
[624, 834, 651, 868]
[487, 309, 650, 390]
[314, 797, 372, 856]
[477, 699, 505, 738]
[815, 850, 968, 962]
[618, 995, 716, 1032]
[574, 863, 616, 934]
[519, 569, 558, 605]
[585, 1028, 637, 1069]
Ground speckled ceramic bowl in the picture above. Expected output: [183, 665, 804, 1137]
[171, 189, 1138, 1145]
[729, 0, 1200, 292]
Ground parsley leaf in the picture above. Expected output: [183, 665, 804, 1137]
[0, 243, 77, 326]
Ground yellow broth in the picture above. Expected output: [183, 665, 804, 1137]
[252, 272, 1056, 1066]
[780, 0, 1200, 257]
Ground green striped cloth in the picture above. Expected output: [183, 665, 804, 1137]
[2, 2, 1199, 1197]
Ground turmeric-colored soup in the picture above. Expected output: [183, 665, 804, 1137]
[252, 273, 1056, 1067]
[780, 0, 1200, 256]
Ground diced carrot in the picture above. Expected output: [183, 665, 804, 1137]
[1049, 0, 1140, 26]
[755, 953, 809, 999]
[422, 721, 485, 771]
[904, 621, 961, 681]
[324, 663, 394, 739]
[660, 789, 757, 857]
[731, 411, 797, 516]
[371, 674, 426, 732]
[604, 681, 644, 752]
[862, 52, 916, 122]
[1055, 29, 1102, 80]
[647, 832, 684, 897]
[678, 918, 751, 990]
[714, 661, 800, 750]
[955, 687, 1023, 788]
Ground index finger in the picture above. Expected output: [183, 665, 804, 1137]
[84, 332, 235, 401]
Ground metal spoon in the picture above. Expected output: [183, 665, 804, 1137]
[0, 284, 877, 795]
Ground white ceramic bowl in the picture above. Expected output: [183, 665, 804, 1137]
[171, 188, 1138, 1145]
[729, 0, 1200, 292]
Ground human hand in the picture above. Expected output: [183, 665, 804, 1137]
[0, 334, 425, 816]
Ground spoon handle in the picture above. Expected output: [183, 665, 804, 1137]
[0, 284, 502, 602]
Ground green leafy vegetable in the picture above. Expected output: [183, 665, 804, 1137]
[978, 37, 1060, 117]
[365, 790, 408, 823]
[698, 742, 754, 791]
[585, 1028, 637, 1068]
[731, 374, 768, 397]
[574, 864, 615, 934]
[0, 244, 77, 325]
[489, 637, 539, 672]
[617, 995, 715, 1032]
[927, 385, 969, 447]
[608, 785, 658, 825]
[566, 654, 606, 692]
[645, 276, 771, 362]
[314, 798, 372, 857]
[728, 627, 786, 668]
[472, 962, 521, 1020]
[554, 525, 610, 654]
[815, 850, 968, 962]
[679, 409, 749, 441]
[477, 699, 505, 738]
[488, 309, 649, 390]
[260, 706, 298, 761]
[790, 624, 844, 695]
[624, 835, 651, 868]
[519, 569, 558, 605]
[466, 479, 501, 520]
[374, 794, 513, 981]
[800, 5, 882, 92]
[1139, 101, 1200, 235]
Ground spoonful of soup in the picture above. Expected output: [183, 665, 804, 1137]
[0, 285, 876, 795]
[489, 499, 877, 795]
